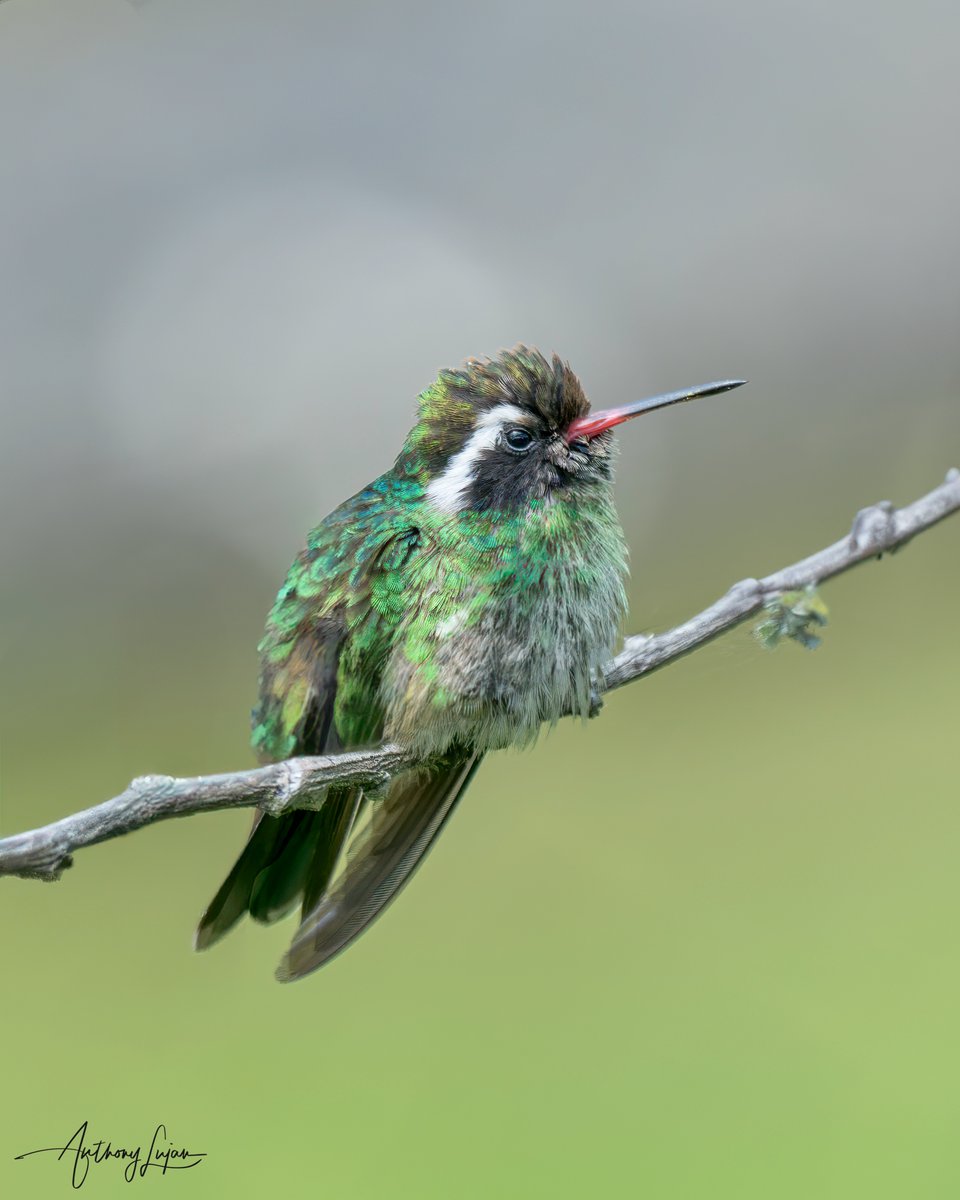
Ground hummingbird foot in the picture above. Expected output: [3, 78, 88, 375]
[588, 684, 604, 719]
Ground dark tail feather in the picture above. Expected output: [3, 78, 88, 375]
[299, 790, 364, 918]
[194, 812, 293, 951]
[249, 791, 359, 924]
[194, 793, 357, 950]
[247, 811, 325, 925]
[275, 750, 482, 982]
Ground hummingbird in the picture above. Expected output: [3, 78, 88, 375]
[195, 347, 744, 980]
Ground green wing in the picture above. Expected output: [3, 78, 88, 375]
[197, 493, 414, 950]
[252, 514, 422, 761]
[195, 603, 357, 948]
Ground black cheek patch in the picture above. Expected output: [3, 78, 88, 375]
[466, 446, 548, 512]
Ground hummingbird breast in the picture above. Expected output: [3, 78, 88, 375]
[381, 498, 628, 756]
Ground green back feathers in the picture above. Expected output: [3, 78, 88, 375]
[251, 478, 422, 761]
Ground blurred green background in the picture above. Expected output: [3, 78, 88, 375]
[2, 1, 959, 1196]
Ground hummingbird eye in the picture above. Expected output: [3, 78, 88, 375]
[504, 426, 534, 452]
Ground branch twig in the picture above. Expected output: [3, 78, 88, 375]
[2, 468, 958, 882]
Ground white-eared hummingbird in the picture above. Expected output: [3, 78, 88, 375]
[196, 347, 744, 980]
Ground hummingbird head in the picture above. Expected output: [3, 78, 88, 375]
[399, 345, 744, 514]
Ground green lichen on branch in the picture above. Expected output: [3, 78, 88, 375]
[754, 585, 829, 650]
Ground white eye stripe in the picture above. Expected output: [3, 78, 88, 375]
[425, 404, 528, 513]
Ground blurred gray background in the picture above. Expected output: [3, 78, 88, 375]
[1, 2, 958, 1198]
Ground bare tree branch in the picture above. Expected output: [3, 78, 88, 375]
[2, 468, 958, 883]
[603, 467, 960, 689]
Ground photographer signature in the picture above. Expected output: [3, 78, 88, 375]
[15, 1120, 206, 1187]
